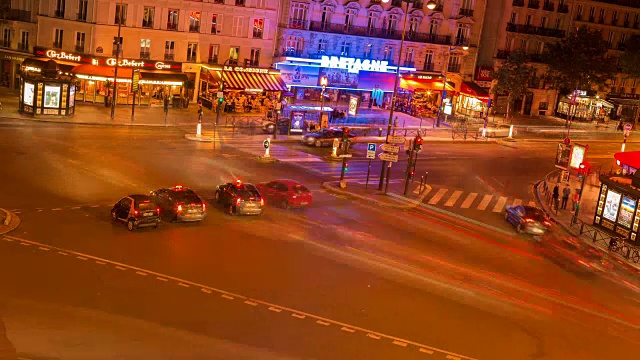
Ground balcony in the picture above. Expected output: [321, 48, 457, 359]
[52, 42, 62, 49]
[17, 43, 28, 52]
[75, 45, 85, 52]
[402, 60, 415, 67]
[497, 49, 546, 63]
[54, 9, 64, 18]
[527, 0, 539, 9]
[423, 63, 435, 72]
[575, 14, 582, 21]
[589, 16, 595, 23]
[0, 40, 10, 48]
[142, 20, 153, 28]
[447, 64, 461, 73]
[246, 60, 259, 66]
[542, 2, 554, 11]
[618, 43, 627, 50]
[304, 20, 451, 45]
[0, 9, 32, 22]
[513, 0, 524, 6]
[506, 23, 566, 38]
[624, 20, 630, 28]
[187, 55, 197, 62]
[140, 51, 151, 59]
[208, 56, 218, 64]
[189, 24, 200, 32]
[228, 59, 238, 65]
[558, 4, 569, 13]
[167, 22, 178, 31]
[76, 12, 87, 22]
[459, 8, 474, 17]
[286, 18, 309, 29]
[164, 54, 174, 61]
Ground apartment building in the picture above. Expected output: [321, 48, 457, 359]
[0, 0, 37, 90]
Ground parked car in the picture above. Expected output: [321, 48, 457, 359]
[302, 128, 355, 147]
[149, 185, 206, 222]
[111, 194, 161, 231]
[215, 179, 264, 216]
[255, 179, 313, 209]
[478, 124, 516, 138]
[504, 205, 552, 235]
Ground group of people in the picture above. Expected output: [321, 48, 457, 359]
[221, 93, 278, 113]
[551, 183, 580, 212]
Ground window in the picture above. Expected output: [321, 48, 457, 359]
[448, 54, 461, 72]
[510, 12, 517, 23]
[461, 0, 473, 10]
[232, 16, 244, 36]
[456, 23, 470, 45]
[383, 45, 394, 61]
[249, 48, 260, 66]
[340, 41, 351, 56]
[55, 0, 66, 18]
[540, 16, 547, 28]
[625, 12, 630, 25]
[165, 40, 175, 60]
[555, 18, 562, 29]
[208, 44, 219, 63]
[404, 47, 415, 65]
[599, 9, 605, 20]
[189, 12, 201, 32]
[19, 31, 28, 51]
[505, 37, 514, 50]
[608, 31, 614, 46]
[115, 3, 127, 25]
[77, 0, 88, 21]
[388, 14, 399, 33]
[75, 32, 85, 52]
[409, 17, 419, 35]
[589, 6, 595, 18]
[621, 33, 627, 45]
[321, 6, 333, 24]
[211, 14, 219, 34]
[291, 3, 308, 25]
[345, 8, 356, 27]
[613, 11, 618, 22]
[424, 50, 434, 70]
[2, 29, 10, 48]
[318, 38, 327, 53]
[229, 46, 240, 64]
[142, 7, 154, 28]
[525, 14, 532, 25]
[167, 9, 179, 30]
[429, 19, 439, 34]
[520, 38, 528, 50]
[236, 0, 245, 6]
[187, 43, 198, 62]
[364, 44, 373, 58]
[286, 36, 301, 54]
[112, 36, 122, 56]
[253, 18, 264, 38]
[577, 5, 583, 16]
[367, 12, 378, 30]
[53, 29, 63, 48]
[636, 14, 639, 24]
[255, 0, 265, 8]
[140, 39, 150, 58]
[536, 41, 544, 54]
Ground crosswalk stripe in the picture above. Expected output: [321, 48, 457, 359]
[444, 190, 463, 207]
[477, 194, 493, 210]
[428, 188, 448, 205]
[493, 196, 508, 212]
[528, 201, 536, 207]
[511, 199, 522, 206]
[460, 193, 478, 209]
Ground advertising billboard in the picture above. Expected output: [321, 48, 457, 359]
[603, 189, 621, 222]
[569, 143, 587, 169]
[23, 82, 34, 106]
[555, 143, 572, 169]
[348, 96, 359, 116]
[277, 64, 320, 87]
[357, 71, 396, 92]
[44, 85, 61, 108]
[318, 68, 358, 88]
[290, 111, 305, 133]
[618, 195, 637, 228]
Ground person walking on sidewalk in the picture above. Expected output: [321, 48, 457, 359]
[552, 183, 560, 210]
[573, 189, 581, 212]
[561, 184, 571, 210]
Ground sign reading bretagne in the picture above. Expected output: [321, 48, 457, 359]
[45, 50, 81, 62]
[320, 56, 389, 73]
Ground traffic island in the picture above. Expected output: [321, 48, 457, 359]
[256, 156, 279, 163]
[322, 180, 432, 209]
[0, 209, 20, 235]
[184, 134, 214, 142]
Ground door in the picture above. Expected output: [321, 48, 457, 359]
[119, 198, 132, 219]
[523, 92, 534, 115]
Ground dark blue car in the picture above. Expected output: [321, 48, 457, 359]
[504, 205, 552, 235]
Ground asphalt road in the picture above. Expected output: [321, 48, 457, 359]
[0, 121, 639, 359]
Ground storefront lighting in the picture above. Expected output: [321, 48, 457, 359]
[462, 45, 469, 50]
[320, 76, 328, 87]
[244, 88, 264, 92]
[427, 0, 437, 9]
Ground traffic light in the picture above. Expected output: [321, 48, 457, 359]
[409, 170, 415, 179]
[414, 135, 423, 152]
[343, 162, 349, 172]
[343, 127, 350, 141]
[218, 97, 224, 104]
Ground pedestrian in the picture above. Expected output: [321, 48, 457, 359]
[552, 183, 560, 210]
[561, 184, 571, 210]
[573, 189, 581, 212]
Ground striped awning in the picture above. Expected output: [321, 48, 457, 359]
[206, 69, 288, 91]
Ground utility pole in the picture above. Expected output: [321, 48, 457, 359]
[339, 127, 350, 187]
[110, 0, 123, 120]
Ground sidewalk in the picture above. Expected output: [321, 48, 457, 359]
[0, 209, 19, 236]
[322, 177, 432, 209]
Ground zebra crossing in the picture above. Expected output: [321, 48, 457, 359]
[420, 186, 537, 213]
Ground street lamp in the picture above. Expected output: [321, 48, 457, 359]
[110, 0, 124, 120]
[426, 0, 437, 10]
[320, 75, 328, 128]
[435, 43, 468, 127]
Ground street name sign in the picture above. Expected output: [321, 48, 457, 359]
[625, 123, 632, 131]
[379, 152, 399, 162]
[380, 144, 400, 153]
[387, 136, 405, 144]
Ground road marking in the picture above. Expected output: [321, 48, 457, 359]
[38, 247, 50, 251]
[460, 193, 478, 209]
[201, 288, 212, 294]
[76, 256, 87, 260]
[52, 208, 62, 211]
[0, 235, 478, 360]
[477, 194, 493, 210]
[529, 201, 537, 207]
[420, 348, 435, 354]
[95, 261, 107, 265]
[221, 294, 234, 300]
[292, 313, 306, 319]
[511, 198, 522, 206]
[3, 238, 12, 242]
[156, 277, 168, 281]
[316, 320, 330, 326]
[136, 271, 148, 276]
[428, 188, 448, 205]
[37, 209, 43, 212]
[341, 327, 356, 333]
[90, 205, 100, 208]
[492, 196, 508, 212]
[447, 356, 461, 360]
[19, 243, 31, 246]
[444, 190, 463, 207]
[244, 300, 258, 306]
[71, 207, 81, 209]
[393, 340, 408, 347]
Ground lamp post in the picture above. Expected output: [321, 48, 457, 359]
[110, 0, 123, 120]
[215, 58, 234, 126]
[435, 43, 468, 127]
[320, 75, 328, 128]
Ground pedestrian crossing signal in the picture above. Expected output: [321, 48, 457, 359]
[343, 162, 349, 171]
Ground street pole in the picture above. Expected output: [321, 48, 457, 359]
[378, 0, 410, 191]
[436, 46, 451, 128]
[110, 0, 123, 120]
[403, 147, 413, 196]
[573, 170, 588, 224]
[339, 128, 348, 186]
[215, 59, 230, 126]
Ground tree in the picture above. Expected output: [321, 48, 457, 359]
[490, 50, 532, 122]
[619, 34, 640, 80]
[545, 26, 616, 93]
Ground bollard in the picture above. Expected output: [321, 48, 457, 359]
[378, 128, 383, 137]
[420, 176, 424, 193]
[508, 125, 514, 139]
[196, 122, 202, 137]
[264, 138, 271, 158]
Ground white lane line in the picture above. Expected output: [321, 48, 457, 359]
[178, 282, 190, 288]
[367, 333, 381, 340]
[428, 188, 448, 205]
[115, 266, 127, 270]
[511, 198, 522, 207]
[420, 348, 435, 354]
[76, 256, 87, 260]
[19, 243, 31, 246]
[492, 196, 508, 213]
[476, 194, 493, 210]
[529, 201, 537, 207]
[444, 190, 463, 207]
[268, 307, 282, 313]
[136, 271, 148, 276]
[3, 238, 13, 242]
[221, 294, 234, 300]
[201, 288, 212, 294]
[446, 356, 461, 360]
[316, 320, 330, 326]
[38, 247, 50, 251]
[392, 340, 408, 347]
[37, 209, 44, 212]
[95, 261, 107, 265]
[341, 327, 356, 333]
[57, 251, 67, 255]
[156, 277, 168, 282]
[244, 300, 258, 306]
[292, 313, 306, 319]
[90, 205, 100, 208]
[460, 193, 478, 209]
[52, 208, 62, 211]
[71, 206, 81, 209]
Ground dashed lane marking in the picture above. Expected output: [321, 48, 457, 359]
[52, 208, 62, 211]
[476, 195, 492, 210]
[19, 243, 31, 246]
[95, 261, 107, 265]
[71, 207, 81, 209]
[38, 247, 50, 251]
[221, 294, 234, 300]
[136, 271, 148, 276]
[292, 313, 306, 319]
[0, 234, 478, 360]
[201, 288, 212, 294]
[76, 256, 87, 260]
[420, 348, 435, 354]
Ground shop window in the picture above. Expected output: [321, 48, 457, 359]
[539, 102, 548, 110]
[229, 46, 240, 65]
[165, 40, 175, 60]
[19, 31, 28, 52]
[75, 32, 85, 52]
[232, 16, 244, 37]
[187, 43, 198, 62]
[2, 29, 10, 48]
[140, 39, 151, 59]
[77, 0, 88, 21]
[190, 12, 201, 32]
[115, 3, 127, 25]
[143, 7, 154, 28]
[208, 44, 219, 64]
[167, 9, 179, 30]
[249, 48, 260, 66]
[53, 28, 63, 49]
[317, 39, 327, 54]
[211, 14, 219, 34]
[364, 44, 373, 58]
[253, 18, 264, 39]
[340, 41, 351, 56]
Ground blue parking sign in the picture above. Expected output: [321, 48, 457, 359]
[367, 143, 376, 152]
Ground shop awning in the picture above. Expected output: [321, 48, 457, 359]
[460, 81, 490, 101]
[400, 77, 456, 92]
[71, 64, 133, 80]
[615, 151, 640, 170]
[22, 58, 77, 73]
[205, 69, 288, 91]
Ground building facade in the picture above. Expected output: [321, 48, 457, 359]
[0, 0, 37, 90]
[273, 0, 488, 117]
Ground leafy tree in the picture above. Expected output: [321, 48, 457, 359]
[490, 50, 532, 122]
[619, 34, 640, 80]
[544, 26, 616, 93]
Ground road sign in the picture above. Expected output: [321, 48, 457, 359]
[263, 140, 270, 149]
[625, 123, 632, 131]
[380, 144, 400, 153]
[366, 151, 375, 159]
[379, 152, 399, 162]
[339, 154, 352, 158]
[366, 142, 376, 159]
[367, 143, 376, 152]
[132, 69, 140, 92]
[387, 135, 405, 144]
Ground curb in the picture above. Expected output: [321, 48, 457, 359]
[1, 208, 10, 226]
[321, 181, 432, 209]
[256, 156, 279, 163]
[184, 134, 213, 142]
[0, 209, 20, 235]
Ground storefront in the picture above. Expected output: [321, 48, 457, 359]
[606, 93, 639, 123]
[0, 50, 28, 90]
[198, 65, 287, 112]
[556, 90, 614, 121]
[456, 81, 490, 118]
[22, 47, 187, 107]
[19, 59, 76, 116]
[399, 73, 457, 118]
[274, 55, 416, 110]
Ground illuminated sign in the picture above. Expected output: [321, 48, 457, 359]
[24, 66, 41, 72]
[106, 58, 145, 67]
[155, 62, 171, 70]
[320, 56, 389, 73]
[569, 143, 587, 169]
[348, 96, 359, 116]
[223, 66, 269, 74]
[45, 50, 81, 62]
[417, 75, 434, 80]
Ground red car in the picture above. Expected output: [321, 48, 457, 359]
[256, 180, 313, 209]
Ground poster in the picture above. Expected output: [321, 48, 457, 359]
[69, 85, 75, 107]
[290, 111, 304, 133]
[318, 68, 358, 88]
[569, 144, 587, 169]
[555, 143, 572, 169]
[618, 196, 636, 228]
[603, 189, 622, 222]
[277, 64, 320, 87]
[348, 96, 359, 116]
[23, 82, 34, 106]
[44, 85, 61, 108]
[357, 71, 396, 92]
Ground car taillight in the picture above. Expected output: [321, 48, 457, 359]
[524, 218, 533, 222]
[177, 204, 183, 212]
[236, 197, 242, 206]
[260, 198, 265, 206]
[202, 203, 206, 211]
[544, 220, 551, 227]
[156, 207, 161, 214]
[134, 210, 139, 217]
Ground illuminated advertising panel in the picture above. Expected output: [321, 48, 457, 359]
[603, 189, 622, 222]
[569, 144, 587, 169]
[618, 195, 636, 228]
[23, 82, 34, 106]
[43, 85, 61, 108]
